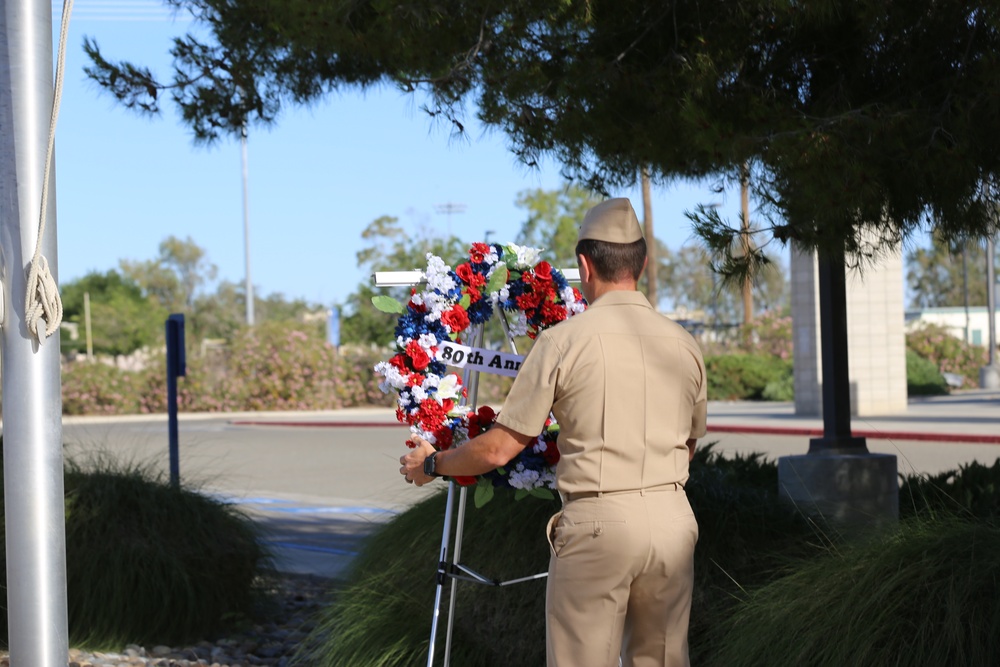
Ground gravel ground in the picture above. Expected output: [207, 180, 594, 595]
[0, 573, 337, 667]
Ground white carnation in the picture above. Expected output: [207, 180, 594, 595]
[418, 333, 438, 349]
[436, 374, 461, 401]
[506, 243, 542, 269]
[411, 385, 428, 402]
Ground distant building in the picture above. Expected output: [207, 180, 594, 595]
[905, 306, 999, 347]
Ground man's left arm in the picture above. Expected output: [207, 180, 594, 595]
[400, 423, 534, 486]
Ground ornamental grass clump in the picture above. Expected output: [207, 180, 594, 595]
[296, 446, 821, 667]
[703, 517, 1000, 667]
[0, 455, 273, 648]
[295, 488, 556, 666]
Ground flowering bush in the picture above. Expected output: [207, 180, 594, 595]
[62, 361, 141, 415]
[61, 323, 395, 415]
[739, 311, 793, 360]
[906, 323, 988, 389]
[373, 242, 586, 499]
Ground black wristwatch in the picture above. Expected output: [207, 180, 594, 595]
[423, 450, 443, 478]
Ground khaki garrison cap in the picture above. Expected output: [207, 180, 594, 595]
[578, 198, 644, 244]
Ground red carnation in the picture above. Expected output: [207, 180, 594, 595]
[435, 426, 454, 450]
[541, 301, 568, 325]
[418, 398, 448, 431]
[516, 291, 543, 311]
[470, 242, 491, 263]
[440, 305, 470, 333]
[405, 340, 430, 371]
[541, 442, 561, 466]
[534, 261, 553, 281]
[389, 354, 408, 371]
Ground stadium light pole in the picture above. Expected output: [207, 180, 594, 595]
[241, 122, 254, 326]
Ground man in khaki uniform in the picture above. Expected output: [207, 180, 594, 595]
[401, 197, 708, 667]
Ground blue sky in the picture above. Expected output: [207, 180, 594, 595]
[53, 0, 764, 308]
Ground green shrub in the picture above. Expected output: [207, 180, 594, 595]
[296, 446, 819, 666]
[705, 354, 793, 400]
[704, 517, 1000, 667]
[900, 459, 1000, 520]
[686, 446, 823, 662]
[0, 456, 272, 648]
[906, 323, 988, 389]
[905, 349, 949, 396]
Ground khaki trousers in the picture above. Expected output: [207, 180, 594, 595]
[545, 489, 698, 667]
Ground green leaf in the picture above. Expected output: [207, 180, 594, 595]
[529, 487, 555, 500]
[514, 488, 529, 501]
[486, 262, 508, 294]
[371, 295, 404, 314]
[474, 479, 495, 508]
[459, 293, 472, 309]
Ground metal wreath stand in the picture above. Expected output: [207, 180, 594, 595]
[375, 268, 580, 667]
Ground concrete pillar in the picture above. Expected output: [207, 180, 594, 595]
[790, 244, 908, 417]
[779, 452, 898, 531]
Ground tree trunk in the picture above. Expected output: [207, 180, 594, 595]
[641, 167, 657, 311]
[740, 162, 753, 324]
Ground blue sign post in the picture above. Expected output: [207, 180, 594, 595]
[166, 314, 187, 488]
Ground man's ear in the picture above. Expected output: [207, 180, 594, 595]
[577, 254, 591, 283]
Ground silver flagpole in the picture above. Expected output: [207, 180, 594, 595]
[0, 0, 70, 664]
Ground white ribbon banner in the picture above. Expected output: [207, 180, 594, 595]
[437, 341, 524, 378]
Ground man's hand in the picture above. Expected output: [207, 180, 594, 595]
[400, 436, 437, 486]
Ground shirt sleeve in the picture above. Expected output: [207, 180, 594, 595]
[690, 350, 708, 438]
[494, 332, 561, 438]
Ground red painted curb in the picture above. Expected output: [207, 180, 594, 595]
[229, 419, 1000, 445]
[706, 424, 1000, 445]
[229, 421, 406, 428]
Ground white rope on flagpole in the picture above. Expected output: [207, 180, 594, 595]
[24, 0, 73, 341]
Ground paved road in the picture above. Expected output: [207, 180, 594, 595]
[59, 392, 1000, 578]
[62, 408, 436, 579]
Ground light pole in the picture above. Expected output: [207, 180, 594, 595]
[435, 202, 466, 237]
[241, 123, 254, 326]
[982, 235, 998, 388]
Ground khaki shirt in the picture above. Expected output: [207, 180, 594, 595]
[496, 290, 707, 495]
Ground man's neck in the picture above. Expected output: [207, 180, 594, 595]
[590, 280, 638, 302]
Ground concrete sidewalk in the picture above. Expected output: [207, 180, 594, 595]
[231, 389, 1000, 443]
[705, 389, 1000, 443]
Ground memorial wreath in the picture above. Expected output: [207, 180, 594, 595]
[373, 242, 587, 504]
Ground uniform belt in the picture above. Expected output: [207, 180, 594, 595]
[562, 482, 683, 503]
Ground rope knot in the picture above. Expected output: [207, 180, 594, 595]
[25, 256, 62, 341]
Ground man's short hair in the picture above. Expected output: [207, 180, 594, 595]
[575, 237, 647, 282]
